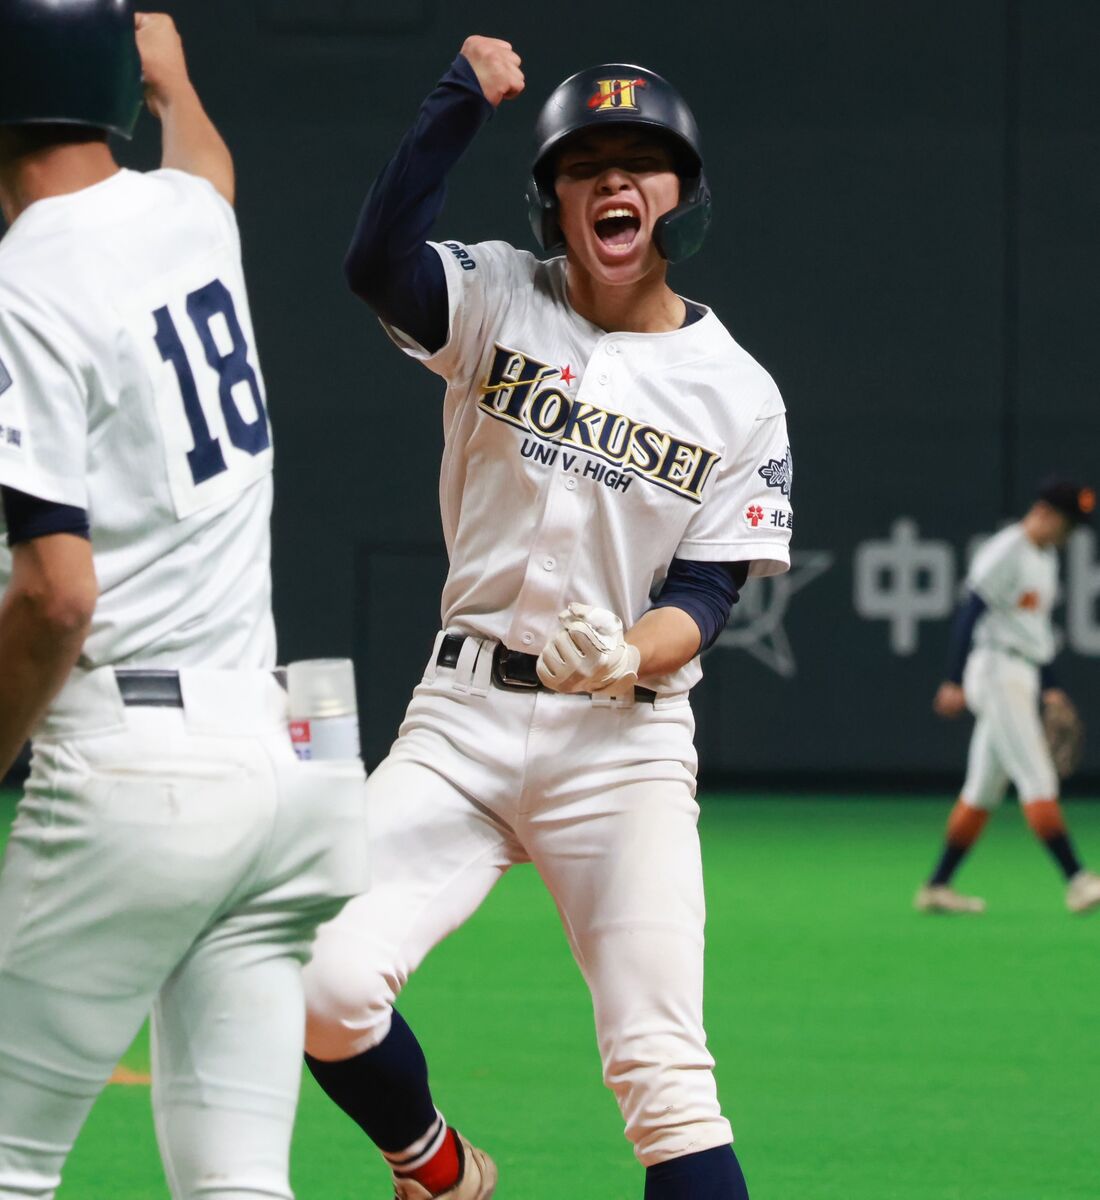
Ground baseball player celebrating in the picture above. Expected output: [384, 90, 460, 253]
[0, 5, 367, 1197]
[916, 480, 1100, 915]
[302, 38, 792, 1200]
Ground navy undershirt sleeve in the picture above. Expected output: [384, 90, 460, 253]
[946, 591, 987, 684]
[1, 486, 90, 547]
[1040, 661, 1058, 691]
[652, 559, 749, 652]
[344, 54, 493, 354]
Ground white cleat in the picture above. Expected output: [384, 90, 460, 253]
[914, 884, 986, 914]
[393, 1131, 497, 1200]
[1066, 870, 1100, 915]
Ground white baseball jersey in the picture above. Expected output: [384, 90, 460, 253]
[0, 168, 275, 672]
[385, 239, 793, 692]
[969, 523, 1057, 665]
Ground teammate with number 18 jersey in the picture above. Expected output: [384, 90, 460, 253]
[0, 165, 274, 667]
[0, 7, 366, 1198]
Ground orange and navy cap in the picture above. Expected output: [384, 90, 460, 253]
[1037, 477, 1095, 526]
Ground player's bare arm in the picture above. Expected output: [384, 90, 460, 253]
[136, 12, 235, 205]
[626, 606, 703, 676]
[0, 534, 96, 777]
[459, 36, 525, 106]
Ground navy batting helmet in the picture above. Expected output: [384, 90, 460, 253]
[525, 64, 712, 264]
[0, 0, 143, 140]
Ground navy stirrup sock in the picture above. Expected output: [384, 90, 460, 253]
[306, 1017, 749, 1198]
[644, 1145, 750, 1199]
[304, 1009, 438, 1152]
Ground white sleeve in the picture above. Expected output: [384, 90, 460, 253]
[380, 239, 516, 385]
[0, 307, 88, 507]
[155, 168, 240, 250]
[676, 396, 793, 577]
[968, 536, 1018, 608]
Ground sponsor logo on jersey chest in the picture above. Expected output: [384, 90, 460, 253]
[477, 344, 721, 503]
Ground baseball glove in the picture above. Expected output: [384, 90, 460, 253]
[1043, 695, 1085, 780]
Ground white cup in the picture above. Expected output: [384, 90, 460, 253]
[286, 658, 361, 761]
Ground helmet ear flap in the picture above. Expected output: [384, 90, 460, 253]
[529, 170, 712, 262]
[653, 172, 712, 264]
[525, 172, 566, 253]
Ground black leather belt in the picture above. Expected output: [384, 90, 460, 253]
[436, 634, 658, 703]
[114, 668, 288, 708]
[115, 669, 183, 708]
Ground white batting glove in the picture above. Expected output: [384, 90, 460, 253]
[536, 602, 641, 696]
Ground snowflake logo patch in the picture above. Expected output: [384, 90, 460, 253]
[0, 353, 11, 398]
[758, 446, 793, 497]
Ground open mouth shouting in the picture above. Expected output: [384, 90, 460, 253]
[593, 202, 642, 255]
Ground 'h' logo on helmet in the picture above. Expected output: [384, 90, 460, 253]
[588, 78, 647, 111]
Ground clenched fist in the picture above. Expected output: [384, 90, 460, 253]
[536, 603, 641, 698]
[460, 36, 525, 107]
[135, 12, 192, 118]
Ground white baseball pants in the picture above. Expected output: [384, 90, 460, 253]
[0, 668, 369, 1200]
[961, 647, 1059, 808]
[304, 637, 734, 1167]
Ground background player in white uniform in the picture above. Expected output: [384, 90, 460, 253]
[302, 38, 792, 1200]
[0, 5, 367, 1197]
[916, 480, 1100, 915]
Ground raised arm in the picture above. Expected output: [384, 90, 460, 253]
[135, 12, 235, 206]
[344, 37, 523, 352]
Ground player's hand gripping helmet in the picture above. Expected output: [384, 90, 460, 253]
[0, 0, 143, 140]
[526, 64, 712, 264]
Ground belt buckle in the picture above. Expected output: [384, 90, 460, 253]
[493, 647, 540, 691]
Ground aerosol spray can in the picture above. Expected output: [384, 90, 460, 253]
[286, 658, 361, 761]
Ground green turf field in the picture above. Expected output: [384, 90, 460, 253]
[2, 789, 1098, 1199]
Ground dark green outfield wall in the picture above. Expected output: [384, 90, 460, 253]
[10, 1, 1100, 778]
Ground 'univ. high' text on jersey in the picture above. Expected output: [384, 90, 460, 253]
[385, 239, 794, 693]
